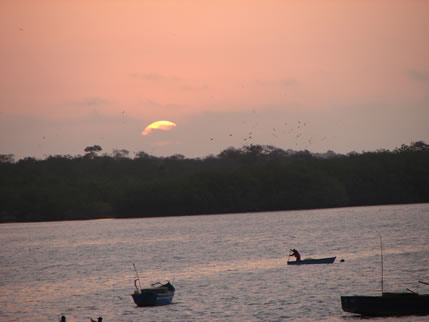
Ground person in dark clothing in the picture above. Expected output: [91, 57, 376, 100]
[290, 249, 301, 261]
[90, 317, 102, 322]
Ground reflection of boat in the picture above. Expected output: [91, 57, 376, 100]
[132, 281, 175, 307]
[341, 291, 429, 316]
[287, 257, 336, 265]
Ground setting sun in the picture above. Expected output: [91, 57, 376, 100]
[141, 120, 177, 136]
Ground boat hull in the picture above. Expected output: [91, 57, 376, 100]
[132, 291, 174, 307]
[131, 282, 175, 307]
[341, 293, 429, 316]
[287, 257, 336, 265]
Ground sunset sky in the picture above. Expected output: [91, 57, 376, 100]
[1, 0, 428, 160]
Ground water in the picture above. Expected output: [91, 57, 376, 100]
[1, 204, 429, 321]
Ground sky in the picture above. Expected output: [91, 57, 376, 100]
[1, 0, 429, 160]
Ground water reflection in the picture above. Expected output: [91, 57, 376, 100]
[0, 203, 428, 321]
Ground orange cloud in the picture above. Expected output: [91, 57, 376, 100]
[141, 120, 176, 136]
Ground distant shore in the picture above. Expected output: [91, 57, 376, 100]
[2, 202, 427, 225]
[1, 142, 428, 223]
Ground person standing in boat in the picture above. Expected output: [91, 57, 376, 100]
[290, 249, 301, 261]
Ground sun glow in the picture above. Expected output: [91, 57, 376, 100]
[141, 120, 176, 136]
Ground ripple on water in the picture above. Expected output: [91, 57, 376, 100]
[0, 204, 428, 320]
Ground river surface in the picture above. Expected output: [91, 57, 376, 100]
[1, 204, 428, 321]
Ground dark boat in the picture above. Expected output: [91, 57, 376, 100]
[341, 237, 429, 316]
[131, 281, 175, 307]
[341, 291, 429, 316]
[287, 257, 336, 265]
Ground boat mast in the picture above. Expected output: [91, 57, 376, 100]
[380, 236, 384, 294]
[133, 263, 142, 289]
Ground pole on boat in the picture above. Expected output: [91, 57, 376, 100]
[133, 263, 142, 290]
[379, 236, 384, 294]
[418, 281, 429, 286]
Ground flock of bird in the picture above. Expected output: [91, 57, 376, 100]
[36, 111, 325, 156]
[209, 119, 316, 150]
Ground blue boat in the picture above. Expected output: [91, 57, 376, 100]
[132, 281, 175, 307]
[131, 264, 175, 307]
[287, 256, 336, 265]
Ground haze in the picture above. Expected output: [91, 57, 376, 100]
[1, 0, 428, 160]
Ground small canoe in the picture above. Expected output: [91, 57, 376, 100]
[131, 281, 175, 307]
[287, 256, 336, 265]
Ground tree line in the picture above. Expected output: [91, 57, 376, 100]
[1, 141, 428, 223]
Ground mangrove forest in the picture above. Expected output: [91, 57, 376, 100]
[1, 141, 428, 223]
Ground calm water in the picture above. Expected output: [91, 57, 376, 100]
[1, 204, 429, 321]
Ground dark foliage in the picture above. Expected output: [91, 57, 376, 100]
[1, 142, 428, 223]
